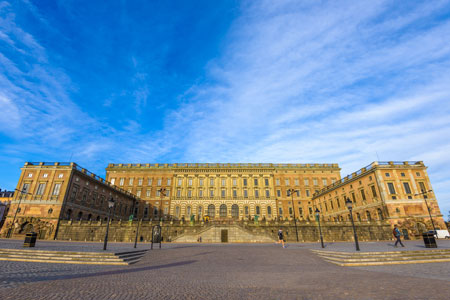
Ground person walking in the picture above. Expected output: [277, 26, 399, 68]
[393, 224, 405, 247]
[276, 229, 286, 248]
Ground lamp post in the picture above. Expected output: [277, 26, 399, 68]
[158, 188, 166, 221]
[315, 208, 325, 248]
[345, 197, 360, 251]
[7, 187, 29, 238]
[287, 188, 299, 242]
[415, 189, 437, 233]
[103, 197, 115, 251]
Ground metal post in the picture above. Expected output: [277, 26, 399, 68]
[134, 219, 140, 248]
[423, 196, 437, 233]
[317, 214, 324, 248]
[349, 208, 360, 251]
[288, 189, 299, 242]
[103, 207, 112, 251]
[7, 188, 26, 238]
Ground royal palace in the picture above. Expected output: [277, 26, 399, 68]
[0, 161, 446, 242]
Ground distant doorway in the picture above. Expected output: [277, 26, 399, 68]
[221, 229, 228, 243]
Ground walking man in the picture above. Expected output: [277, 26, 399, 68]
[393, 224, 405, 247]
[276, 228, 286, 248]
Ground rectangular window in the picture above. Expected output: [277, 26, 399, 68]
[244, 189, 248, 197]
[265, 189, 270, 198]
[351, 192, 356, 203]
[148, 178, 153, 185]
[232, 178, 237, 186]
[138, 178, 143, 186]
[167, 179, 171, 186]
[36, 183, 46, 195]
[371, 185, 377, 197]
[119, 178, 124, 186]
[233, 190, 237, 197]
[296, 189, 300, 197]
[178, 178, 182, 186]
[243, 178, 248, 186]
[308, 207, 313, 215]
[255, 189, 259, 198]
[210, 178, 214, 186]
[210, 189, 214, 197]
[157, 178, 162, 186]
[221, 189, 226, 197]
[289, 207, 293, 215]
[299, 207, 303, 215]
[156, 190, 160, 197]
[177, 189, 181, 197]
[360, 189, 366, 201]
[146, 189, 151, 197]
[187, 190, 192, 198]
[277, 190, 281, 197]
[387, 182, 396, 194]
[199, 179, 204, 186]
[129, 178, 134, 185]
[188, 178, 193, 186]
[166, 190, 170, 197]
[313, 179, 318, 186]
[71, 187, 78, 201]
[322, 179, 327, 186]
[254, 178, 258, 186]
[385, 173, 390, 177]
[306, 190, 310, 197]
[331, 178, 336, 184]
[276, 179, 280, 186]
[285, 179, 290, 186]
[245, 206, 249, 215]
[111, 178, 116, 185]
[418, 182, 426, 193]
[199, 189, 203, 197]
[294, 179, 299, 186]
[403, 182, 412, 194]
[136, 190, 141, 197]
[304, 179, 309, 186]
[52, 183, 62, 196]
[265, 178, 269, 186]
[279, 207, 283, 215]
[221, 179, 226, 186]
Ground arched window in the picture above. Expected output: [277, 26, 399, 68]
[77, 211, 83, 221]
[279, 207, 283, 216]
[377, 209, 383, 220]
[208, 204, 215, 218]
[244, 206, 249, 216]
[366, 211, 372, 221]
[198, 206, 203, 217]
[356, 213, 361, 222]
[231, 204, 239, 218]
[267, 206, 272, 216]
[87, 214, 92, 221]
[187, 206, 192, 217]
[96, 216, 100, 221]
[219, 204, 227, 217]
[153, 207, 158, 216]
[175, 206, 180, 218]
[256, 206, 261, 215]
[66, 209, 72, 220]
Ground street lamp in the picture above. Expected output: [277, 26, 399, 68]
[414, 189, 437, 233]
[7, 187, 29, 238]
[103, 197, 115, 251]
[315, 208, 325, 248]
[158, 188, 166, 221]
[345, 197, 360, 251]
[287, 188, 299, 242]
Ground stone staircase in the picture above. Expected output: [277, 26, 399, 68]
[312, 249, 450, 266]
[0, 248, 148, 265]
[173, 224, 276, 243]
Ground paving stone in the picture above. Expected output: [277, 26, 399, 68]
[0, 241, 449, 299]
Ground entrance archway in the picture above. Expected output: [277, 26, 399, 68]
[231, 204, 239, 218]
[219, 204, 227, 218]
[208, 204, 215, 218]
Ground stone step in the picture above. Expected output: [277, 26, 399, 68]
[325, 258, 450, 267]
[315, 252, 450, 259]
[0, 248, 148, 265]
[322, 254, 450, 263]
[311, 249, 450, 256]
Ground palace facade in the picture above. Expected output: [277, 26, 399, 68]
[0, 162, 144, 239]
[312, 161, 446, 236]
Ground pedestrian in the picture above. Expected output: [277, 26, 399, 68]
[393, 224, 405, 247]
[276, 228, 286, 248]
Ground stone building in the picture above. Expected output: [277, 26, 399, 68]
[312, 161, 446, 238]
[1, 162, 145, 239]
[0, 189, 13, 229]
[105, 163, 341, 221]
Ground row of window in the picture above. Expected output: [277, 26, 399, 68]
[26, 173, 64, 179]
[110, 177, 338, 188]
[22, 182, 62, 196]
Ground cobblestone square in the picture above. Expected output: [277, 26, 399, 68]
[0, 240, 450, 299]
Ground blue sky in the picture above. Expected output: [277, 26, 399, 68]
[1, 0, 450, 218]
